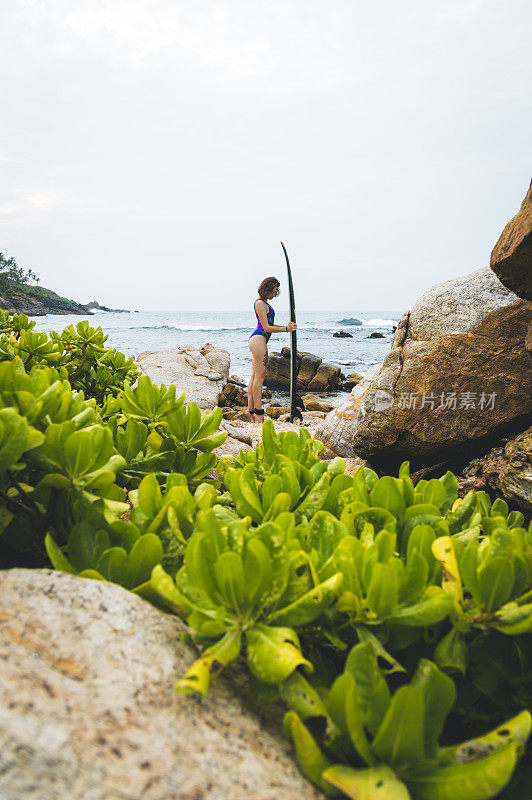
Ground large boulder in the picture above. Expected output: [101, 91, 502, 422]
[0, 569, 321, 800]
[265, 348, 341, 392]
[490, 178, 532, 300]
[137, 343, 230, 408]
[316, 268, 532, 466]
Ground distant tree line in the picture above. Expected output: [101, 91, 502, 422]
[0, 252, 39, 291]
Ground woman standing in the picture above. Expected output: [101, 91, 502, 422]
[247, 276, 297, 422]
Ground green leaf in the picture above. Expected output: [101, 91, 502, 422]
[283, 711, 337, 795]
[66, 521, 96, 572]
[215, 551, 246, 613]
[45, 533, 75, 573]
[372, 685, 426, 767]
[434, 628, 468, 676]
[124, 533, 164, 589]
[367, 562, 399, 617]
[439, 711, 531, 767]
[412, 659, 456, 758]
[97, 546, 127, 584]
[439, 471, 458, 512]
[324, 474, 354, 514]
[323, 764, 411, 800]
[477, 557, 514, 613]
[134, 564, 189, 615]
[355, 627, 406, 675]
[493, 601, 532, 635]
[295, 472, 331, 522]
[408, 743, 520, 800]
[175, 629, 242, 696]
[385, 591, 454, 627]
[239, 465, 264, 520]
[370, 476, 406, 517]
[400, 552, 429, 604]
[278, 670, 328, 721]
[446, 491, 476, 534]
[345, 642, 391, 737]
[245, 624, 312, 684]
[267, 573, 343, 627]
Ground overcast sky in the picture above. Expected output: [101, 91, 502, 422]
[1, 1, 531, 312]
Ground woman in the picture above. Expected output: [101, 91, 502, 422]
[247, 276, 297, 422]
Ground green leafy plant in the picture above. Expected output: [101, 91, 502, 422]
[0, 311, 227, 567]
[284, 648, 531, 800]
[1, 339, 531, 800]
[166, 508, 343, 696]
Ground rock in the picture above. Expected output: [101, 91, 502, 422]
[266, 405, 291, 419]
[219, 382, 248, 408]
[336, 318, 362, 325]
[333, 331, 353, 338]
[302, 411, 327, 421]
[301, 395, 334, 413]
[306, 363, 342, 392]
[262, 388, 272, 399]
[463, 426, 532, 512]
[314, 366, 381, 457]
[339, 372, 364, 391]
[526, 321, 532, 352]
[490, 178, 532, 300]
[315, 267, 532, 465]
[263, 352, 292, 388]
[85, 301, 130, 313]
[230, 374, 246, 386]
[0, 284, 95, 316]
[0, 569, 319, 800]
[297, 353, 322, 386]
[232, 411, 255, 422]
[264, 349, 341, 392]
[221, 407, 240, 420]
[221, 423, 253, 447]
[344, 457, 369, 476]
[318, 445, 338, 460]
[367, 332, 385, 339]
[138, 344, 230, 409]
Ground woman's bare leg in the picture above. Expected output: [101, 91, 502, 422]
[252, 349, 267, 413]
[246, 364, 255, 420]
[248, 336, 267, 422]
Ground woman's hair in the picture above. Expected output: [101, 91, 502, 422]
[258, 276, 280, 301]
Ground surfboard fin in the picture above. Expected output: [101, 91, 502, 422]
[289, 391, 305, 422]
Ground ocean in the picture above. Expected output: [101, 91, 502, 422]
[31, 309, 402, 399]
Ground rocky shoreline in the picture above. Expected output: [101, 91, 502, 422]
[0, 283, 131, 316]
[135, 179, 532, 517]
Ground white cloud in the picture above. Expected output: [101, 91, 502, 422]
[11, 1, 359, 92]
[0, 188, 86, 217]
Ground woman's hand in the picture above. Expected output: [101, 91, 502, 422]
[287, 322, 297, 332]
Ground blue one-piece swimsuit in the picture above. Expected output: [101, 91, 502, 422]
[249, 299, 275, 342]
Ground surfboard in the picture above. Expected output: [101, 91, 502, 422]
[281, 242, 305, 423]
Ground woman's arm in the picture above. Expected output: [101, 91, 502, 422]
[255, 300, 297, 333]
